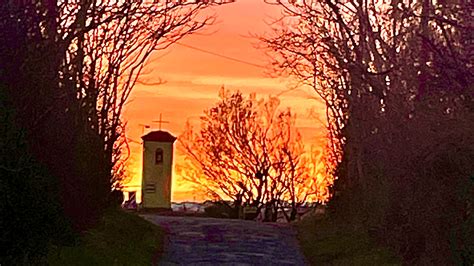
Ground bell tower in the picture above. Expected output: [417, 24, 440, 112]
[141, 130, 176, 211]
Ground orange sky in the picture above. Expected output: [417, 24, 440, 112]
[122, 0, 326, 202]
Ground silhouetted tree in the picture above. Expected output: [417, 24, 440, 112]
[179, 89, 327, 221]
[262, 0, 473, 263]
[0, 1, 232, 261]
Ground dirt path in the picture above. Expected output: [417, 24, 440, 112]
[141, 215, 308, 265]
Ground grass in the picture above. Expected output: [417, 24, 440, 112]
[48, 208, 164, 266]
[296, 214, 401, 266]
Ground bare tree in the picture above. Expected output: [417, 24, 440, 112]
[57, 0, 234, 188]
[0, 0, 232, 231]
[261, 0, 473, 263]
[179, 89, 325, 221]
[262, 0, 473, 185]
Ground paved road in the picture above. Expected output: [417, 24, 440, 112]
[141, 215, 308, 265]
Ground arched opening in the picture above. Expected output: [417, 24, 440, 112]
[155, 148, 164, 164]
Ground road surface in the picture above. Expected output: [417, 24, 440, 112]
[141, 215, 308, 265]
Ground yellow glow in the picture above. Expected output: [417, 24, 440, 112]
[121, 0, 328, 202]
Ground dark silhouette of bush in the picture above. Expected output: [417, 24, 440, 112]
[204, 201, 239, 219]
[0, 90, 75, 264]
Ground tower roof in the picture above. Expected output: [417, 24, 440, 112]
[141, 130, 177, 143]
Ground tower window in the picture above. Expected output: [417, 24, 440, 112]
[155, 148, 163, 164]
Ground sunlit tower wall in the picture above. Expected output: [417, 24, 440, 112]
[141, 130, 176, 211]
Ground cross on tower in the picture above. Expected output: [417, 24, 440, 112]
[152, 113, 169, 130]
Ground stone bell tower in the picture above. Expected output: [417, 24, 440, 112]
[141, 130, 176, 211]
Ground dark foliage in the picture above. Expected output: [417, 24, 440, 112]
[0, 90, 75, 265]
[0, 1, 108, 232]
[263, 0, 473, 263]
[0, 1, 226, 263]
[47, 209, 164, 265]
[204, 201, 239, 219]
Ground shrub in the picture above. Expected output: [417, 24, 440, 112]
[0, 91, 74, 264]
[204, 201, 239, 219]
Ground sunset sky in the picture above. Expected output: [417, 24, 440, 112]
[122, 0, 326, 202]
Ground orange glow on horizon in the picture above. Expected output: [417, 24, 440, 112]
[122, 0, 328, 202]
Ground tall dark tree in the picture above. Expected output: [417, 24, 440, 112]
[1, 1, 232, 262]
[262, 0, 473, 263]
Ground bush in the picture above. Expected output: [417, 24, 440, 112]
[48, 209, 164, 265]
[0, 91, 74, 264]
[331, 100, 474, 264]
[296, 215, 401, 265]
[204, 201, 239, 219]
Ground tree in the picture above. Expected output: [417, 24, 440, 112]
[179, 89, 326, 222]
[261, 0, 473, 263]
[0, 0, 232, 233]
[59, 0, 234, 188]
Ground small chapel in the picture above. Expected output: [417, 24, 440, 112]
[140, 129, 176, 211]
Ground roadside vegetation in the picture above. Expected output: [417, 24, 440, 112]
[296, 214, 400, 266]
[1, 2, 227, 264]
[48, 209, 164, 266]
[263, 0, 473, 263]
